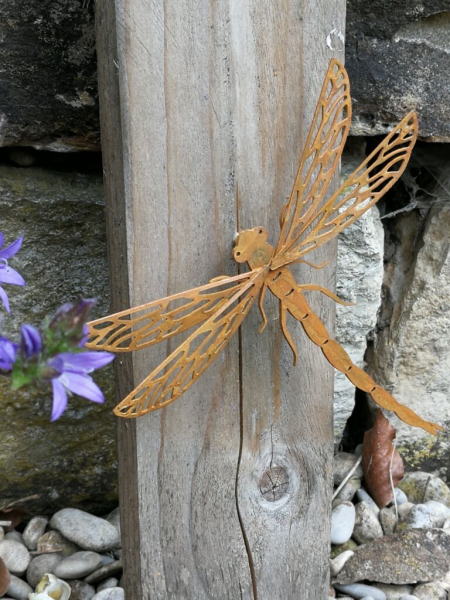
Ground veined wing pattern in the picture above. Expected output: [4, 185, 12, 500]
[113, 267, 267, 417]
[272, 112, 418, 268]
[86, 271, 259, 352]
[274, 59, 351, 261]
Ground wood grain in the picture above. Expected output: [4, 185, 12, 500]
[95, 1, 345, 598]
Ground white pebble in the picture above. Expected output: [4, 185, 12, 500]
[356, 489, 380, 516]
[0, 540, 30, 575]
[330, 502, 355, 545]
[330, 550, 354, 576]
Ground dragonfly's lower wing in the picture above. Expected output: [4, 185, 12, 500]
[114, 267, 267, 417]
[86, 271, 259, 352]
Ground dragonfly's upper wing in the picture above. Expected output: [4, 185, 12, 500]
[113, 267, 267, 417]
[86, 271, 259, 352]
[271, 112, 418, 268]
[273, 59, 351, 260]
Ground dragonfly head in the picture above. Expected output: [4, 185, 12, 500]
[232, 227, 274, 269]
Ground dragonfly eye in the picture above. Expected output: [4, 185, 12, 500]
[236, 251, 241, 257]
[258, 229, 263, 234]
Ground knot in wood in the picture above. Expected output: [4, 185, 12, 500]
[259, 466, 290, 502]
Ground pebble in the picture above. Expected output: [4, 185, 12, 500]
[356, 489, 380, 516]
[50, 509, 120, 552]
[22, 517, 48, 551]
[6, 574, 33, 600]
[100, 554, 116, 566]
[0, 540, 30, 576]
[330, 550, 354, 576]
[393, 488, 408, 506]
[412, 582, 447, 599]
[379, 506, 398, 535]
[330, 501, 355, 545]
[334, 453, 363, 486]
[335, 478, 361, 502]
[106, 508, 121, 543]
[334, 583, 386, 600]
[54, 551, 103, 579]
[353, 502, 384, 544]
[5, 531, 24, 545]
[375, 583, 414, 599]
[442, 517, 450, 529]
[404, 501, 450, 529]
[26, 552, 64, 588]
[91, 589, 125, 600]
[399, 597, 419, 600]
[97, 577, 119, 592]
[85, 559, 123, 584]
[0, 527, 4, 541]
[68, 579, 96, 600]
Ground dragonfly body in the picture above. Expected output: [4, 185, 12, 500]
[87, 59, 442, 436]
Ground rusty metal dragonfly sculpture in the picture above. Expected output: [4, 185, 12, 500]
[87, 59, 442, 436]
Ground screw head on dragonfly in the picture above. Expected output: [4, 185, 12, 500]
[232, 226, 274, 269]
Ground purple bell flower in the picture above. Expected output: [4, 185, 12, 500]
[0, 233, 25, 313]
[0, 337, 18, 371]
[20, 325, 42, 359]
[47, 351, 114, 421]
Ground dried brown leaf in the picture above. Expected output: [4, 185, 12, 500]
[0, 508, 26, 532]
[0, 557, 10, 596]
[362, 410, 405, 508]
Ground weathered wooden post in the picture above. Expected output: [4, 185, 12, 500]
[95, 1, 345, 598]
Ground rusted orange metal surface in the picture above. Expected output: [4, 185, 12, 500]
[87, 59, 442, 436]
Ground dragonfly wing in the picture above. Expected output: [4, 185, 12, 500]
[272, 112, 418, 268]
[274, 59, 351, 258]
[114, 267, 267, 417]
[86, 271, 258, 352]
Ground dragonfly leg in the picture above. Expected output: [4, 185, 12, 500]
[258, 283, 268, 333]
[298, 284, 354, 307]
[291, 258, 329, 270]
[280, 300, 298, 366]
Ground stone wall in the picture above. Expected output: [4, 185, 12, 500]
[0, 1, 449, 510]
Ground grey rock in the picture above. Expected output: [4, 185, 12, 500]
[346, 1, 450, 141]
[113, 549, 122, 560]
[334, 583, 386, 600]
[92, 589, 125, 600]
[399, 596, 419, 600]
[37, 530, 80, 557]
[330, 550, 354, 577]
[379, 507, 398, 536]
[97, 578, 119, 592]
[375, 583, 414, 599]
[85, 559, 122, 585]
[356, 489, 380, 516]
[68, 579, 96, 600]
[331, 502, 356, 545]
[100, 554, 116, 566]
[334, 453, 363, 486]
[0, 527, 4, 541]
[0, 2, 99, 150]
[0, 540, 30, 575]
[399, 473, 450, 507]
[26, 552, 64, 588]
[0, 164, 116, 517]
[337, 529, 450, 585]
[5, 531, 24, 545]
[404, 502, 450, 530]
[368, 199, 450, 472]
[54, 551, 103, 579]
[412, 582, 447, 599]
[334, 144, 384, 440]
[353, 502, 384, 544]
[51, 509, 120, 552]
[23, 516, 48, 550]
[6, 574, 33, 600]
[335, 478, 362, 502]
